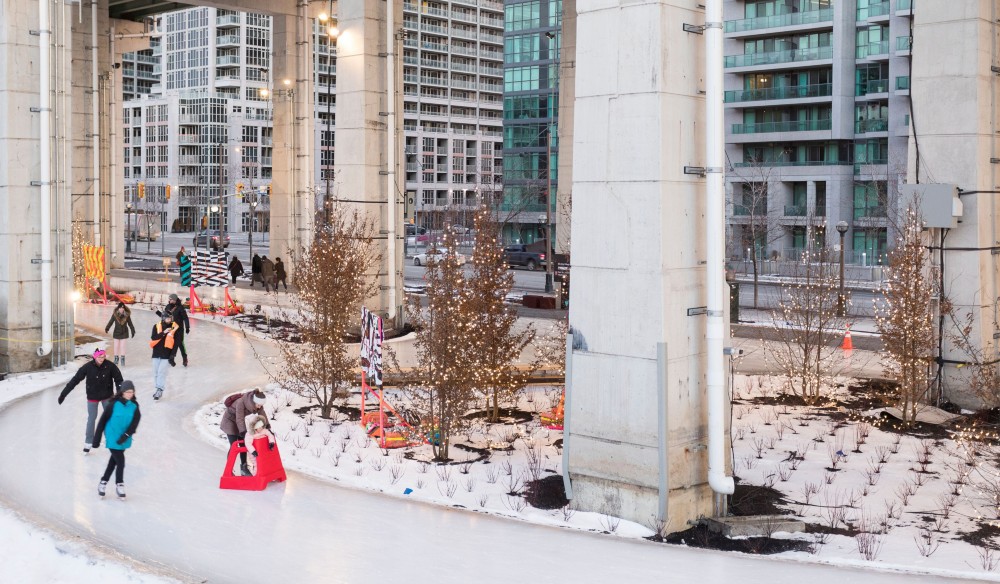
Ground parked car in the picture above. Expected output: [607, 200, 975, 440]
[504, 244, 546, 271]
[193, 229, 231, 250]
[412, 250, 466, 267]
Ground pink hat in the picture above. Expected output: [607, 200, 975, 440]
[93, 349, 106, 358]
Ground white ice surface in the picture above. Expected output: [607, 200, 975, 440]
[0, 303, 989, 584]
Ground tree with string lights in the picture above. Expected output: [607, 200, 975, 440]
[768, 246, 849, 401]
[270, 208, 381, 419]
[465, 206, 536, 422]
[875, 207, 936, 423]
[405, 223, 477, 460]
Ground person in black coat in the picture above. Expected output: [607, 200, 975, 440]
[228, 256, 245, 284]
[250, 253, 263, 288]
[161, 293, 190, 367]
[57, 348, 123, 453]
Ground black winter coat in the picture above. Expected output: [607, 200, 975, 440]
[251, 254, 262, 275]
[58, 359, 123, 403]
[165, 302, 190, 333]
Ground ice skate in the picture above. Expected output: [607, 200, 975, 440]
[116, 483, 126, 500]
[83, 442, 91, 454]
[98, 480, 107, 498]
[240, 463, 252, 477]
[153, 388, 163, 401]
[183, 356, 189, 367]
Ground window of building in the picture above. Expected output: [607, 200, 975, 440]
[505, 1, 540, 32]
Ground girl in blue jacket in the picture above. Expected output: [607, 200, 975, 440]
[93, 380, 142, 499]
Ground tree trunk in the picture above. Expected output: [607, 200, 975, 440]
[752, 256, 759, 309]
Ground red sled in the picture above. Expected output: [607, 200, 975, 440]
[219, 437, 287, 491]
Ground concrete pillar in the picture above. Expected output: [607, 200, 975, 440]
[335, 0, 404, 327]
[271, 12, 315, 274]
[911, 2, 1000, 407]
[567, 1, 723, 527]
[555, 0, 575, 256]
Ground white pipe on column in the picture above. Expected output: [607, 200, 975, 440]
[91, 0, 100, 247]
[38, 0, 53, 357]
[109, 23, 118, 262]
[386, 0, 397, 320]
[704, 0, 733, 496]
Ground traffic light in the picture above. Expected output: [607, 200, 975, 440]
[165, 184, 171, 200]
[267, 183, 272, 197]
[138, 182, 145, 199]
[236, 183, 244, 200]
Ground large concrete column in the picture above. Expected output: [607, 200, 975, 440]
[335, 0, 404, 328]
[271, 10, 315, 273]
[566, 1, 723, 527]
[555, 0, 576, 256]
[910, 3, 1000, 407]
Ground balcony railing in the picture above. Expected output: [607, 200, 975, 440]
[897, 0, 913, 10]
[734, 160, 851, 168]
[784, 205, 807, 217]
[855, 118, 889, 133]
[724, 8, 833, 33]
[732, 118, 831, 134]
[856, 40, 889, 59]
[854, 161, 889, 174]
[733, 204, 767, 216]
[853, 205, 887, 219]
[857, 78, 890, 95]
[724, 45, 833, 68]
[216, 55, 240, 66]
[896, 36, 912, 51]
[858, 1, 891, 20]
[896, 76, 910, 90]
[216, 14, 241, 26]
[724, 82, 832, 103]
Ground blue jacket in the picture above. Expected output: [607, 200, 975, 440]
[93, 396, 141, 450]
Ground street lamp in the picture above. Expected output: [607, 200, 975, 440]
[543, 30, 559, 294]
[836, 220, 849, 317]
[322, 20, 338, 226]
[125, 202, 133, 252]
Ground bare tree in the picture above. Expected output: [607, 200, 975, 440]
[264, 208, 381, 418]
[729, 160, 785, 308]
[875, 207, 936, 423]
[768, 248, 850, 401]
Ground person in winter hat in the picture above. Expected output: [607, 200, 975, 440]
[260, 256, 274, 293]
[93, 380, 141, 499]
[104, 303, 136, 367]
[244, 414, 276, 473]
[149, 312, 178, 401]
[228, 255, 245, 285]
[57, 348, 123, 453]
[273, 257, 288, 291]
[162, 294, 190, 367]
[220, 389, 267, 476]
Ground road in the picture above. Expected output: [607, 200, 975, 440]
[0, 304, 970, 584]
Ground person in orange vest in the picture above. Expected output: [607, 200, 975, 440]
[149, 312, 178, 401]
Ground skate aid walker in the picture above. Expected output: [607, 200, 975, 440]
[219, 436, 287, 491]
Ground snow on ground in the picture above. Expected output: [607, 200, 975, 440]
[0, 350, 179, 584]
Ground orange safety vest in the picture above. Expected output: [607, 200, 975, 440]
[149, 322, 178, 349]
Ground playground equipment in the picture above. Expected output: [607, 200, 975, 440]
[360, 371, 413, 449]
[219, 437, 287, 491]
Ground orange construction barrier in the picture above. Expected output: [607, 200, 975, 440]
[841, 327, 853, 351]
[219, 437, 287, 491]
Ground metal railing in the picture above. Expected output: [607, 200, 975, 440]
[724, 7, 833, 33]
[855, 118, 889, 133]
[732, 118, 831, 134]
[725, 45, 833, 68]
[724, 82, 832, 103]
[734, 159, 851, 168]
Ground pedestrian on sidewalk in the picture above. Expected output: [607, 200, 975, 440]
[161, 294, 190, 367]
[93, 380, 141, 499]
[57, 348, 123, 454]
[260, 255, 274, 293]
[104, 303, 136, 367]
[220, 389, 267, 476]
[228, 255, 245, 285]
[273, 257, 288, 291]
[250, 253, 262, 288]
[150, 312, 178, 401]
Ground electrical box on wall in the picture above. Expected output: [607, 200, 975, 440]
[899, 184, 962, 228]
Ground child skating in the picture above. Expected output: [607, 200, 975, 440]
[93, 381, 142, 500]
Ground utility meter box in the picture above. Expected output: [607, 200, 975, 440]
[899, 184, 962, 228]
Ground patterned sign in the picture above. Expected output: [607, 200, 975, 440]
[192, 250, 230, 287]
[178, 253, 192, 287]
[82, 245, 105, 279]
[360, 307, 384, 386]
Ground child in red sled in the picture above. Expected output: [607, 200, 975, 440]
[244, 414, 276, 475]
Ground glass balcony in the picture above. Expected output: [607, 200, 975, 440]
[724, 45, 833, 68]
[857, 78, 890, 96]
[896, 0, 912, 10]
[724, 8, 833, 34]
[856, 40, 889, 59]
[896, 36, 912, 51]
[734, 160, 851, 168]
[858, 1, 891, 20]
[784, 205, 807, 217]
[896, 76, 910, 90]
[853, 161, 888, 174]
[855, 118, 889, 133]
[733, 204, 766, 216]
[724, 82, 832, 103]
[732, 119, 832, 134]
[853, 205, 887, 219]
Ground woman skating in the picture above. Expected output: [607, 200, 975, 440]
[104, 302, 136, 366]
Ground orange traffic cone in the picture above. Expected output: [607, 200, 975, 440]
[841, 327, 853, 351]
